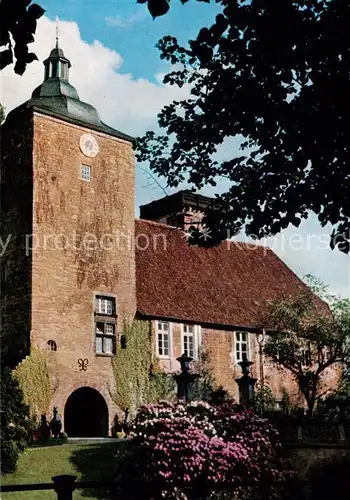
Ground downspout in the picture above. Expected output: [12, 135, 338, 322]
[257, 329, 266, 384]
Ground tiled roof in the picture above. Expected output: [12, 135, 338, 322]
[135, 219, 328, 329]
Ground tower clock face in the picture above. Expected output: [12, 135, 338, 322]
[80, 134, 99, 157]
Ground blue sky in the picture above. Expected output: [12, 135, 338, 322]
[41, 0, 221, 81]
[2, 2, 349, 297]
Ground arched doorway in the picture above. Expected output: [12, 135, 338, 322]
[64, 387, 108, 437]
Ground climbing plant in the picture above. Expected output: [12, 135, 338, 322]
[111, 320, 176, 415]
[13, 347, 51, 422]
[148, 357, 176, 403]
[112, 320, 152, 414]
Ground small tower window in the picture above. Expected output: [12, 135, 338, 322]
[47, 340, 57, 351]
[81, 165, 91, 182]
[60, 62, 68, 80]
[51, 61, 58, 78]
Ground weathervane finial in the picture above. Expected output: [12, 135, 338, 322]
[55, 21, 59, 48]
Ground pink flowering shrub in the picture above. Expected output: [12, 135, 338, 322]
[116, 401, 297, 500]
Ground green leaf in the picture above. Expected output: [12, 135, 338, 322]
[134, 0, 350, 254]
[148, 0, 170, 19]
[0, 49, 13, 69]
[26, 52, 38, 63]
[27, 4, 45, 19]
[14, 59, 26, 75]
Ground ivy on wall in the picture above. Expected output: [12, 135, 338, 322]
[13, 347, 51, 422]
[111, 320, 176, 415]
[148, 356, 177, 403]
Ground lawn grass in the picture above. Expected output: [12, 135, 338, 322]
[1, 442, 123, 500]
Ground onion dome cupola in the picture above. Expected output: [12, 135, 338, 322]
[31, 39, 80, 102]
[43, 38, 71, 81]
[8, 39, 133, 141]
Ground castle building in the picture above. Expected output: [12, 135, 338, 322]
[1, 44, 337, 436]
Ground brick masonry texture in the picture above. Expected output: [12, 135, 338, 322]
[152, 319, 340, 404]
[1, 107, 339, 435]
[30, 112, 136, 430]
[2, 108, 136, 431]
[1, 107, 34, 366]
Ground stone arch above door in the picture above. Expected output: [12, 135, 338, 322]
[64, 386, 108, 437]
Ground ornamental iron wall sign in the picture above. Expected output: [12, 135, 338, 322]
[78, 358, 89, 371]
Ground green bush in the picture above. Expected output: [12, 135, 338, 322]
[0, 366, 33, 473]
[253, 383, 278, 415]
[116, 401, 298, 500]
[13, 348, 51, 422]
[1, 440, 20, 473]
[317, 380, 350, 419]
[148, 364, 176, 403]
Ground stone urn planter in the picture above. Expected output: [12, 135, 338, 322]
[38, 414, 50, 442]
[50, 407, 62, 438]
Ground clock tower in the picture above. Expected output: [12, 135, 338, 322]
[1, 42, 136, 436]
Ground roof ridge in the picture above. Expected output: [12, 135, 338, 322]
[135, 219, 330, 327]
[136, 219, 271, 251]
[136, 218, 181, 231]
[226, 239, 270, 251]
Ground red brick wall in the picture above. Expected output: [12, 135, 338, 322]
[154, 210, 204, 231]
[183, 210, 205, 231]
[1, 107, 34, 366]
[150, 319, 339, 406]
[29, 111, 136, 431]
[2, 106, 340, 432]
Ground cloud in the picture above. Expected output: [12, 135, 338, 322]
[1, 16, 348, 298]
[1, 16, 189, 137]
[105, 10, 146, 29]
